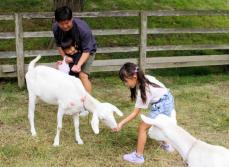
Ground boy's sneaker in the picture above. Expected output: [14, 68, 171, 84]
[123, 151, 144, 164]
[161, 143, 175, 152]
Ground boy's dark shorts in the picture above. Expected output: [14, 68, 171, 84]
[68, 52, 95, 78]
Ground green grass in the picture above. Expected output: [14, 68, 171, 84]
[0, 72, 229, 167]
[0, 0, 229, 13]
[0, 0, 52, 13]
[0, 1, 229, 165]
[84, 0, 229, 11]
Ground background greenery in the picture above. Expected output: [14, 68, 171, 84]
[0, 0, 229, 61]
[0, 1, 229, 167]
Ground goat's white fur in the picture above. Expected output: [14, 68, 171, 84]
[141, 114, 229, 167]
[26, 55, 123, 146]
[147, 109, 177, 142]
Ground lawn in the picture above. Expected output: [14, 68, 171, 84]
[0, 69, 229, 167]
[0, 1, 229, 166]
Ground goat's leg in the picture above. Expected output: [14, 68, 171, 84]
[53, 107, 64, 147]
[73, 113, 83, 144]
[148, 126, 174, 149]
[28, 92, 37, 136]
[148, 126, 167, 142]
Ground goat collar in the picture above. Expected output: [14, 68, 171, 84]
[185, 139, 199, 163]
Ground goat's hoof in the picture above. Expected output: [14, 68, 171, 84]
[77, 140, 84, 145]
[53, 143, 59, 147]
[76, 138, 84, 145]
[31, 132, 37, 137]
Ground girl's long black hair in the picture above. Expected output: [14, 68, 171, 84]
[119, 62, 161, 103]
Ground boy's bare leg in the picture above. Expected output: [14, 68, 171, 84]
[79, 72, 92, 94]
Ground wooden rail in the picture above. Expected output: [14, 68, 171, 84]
[0, 10, 229, 87]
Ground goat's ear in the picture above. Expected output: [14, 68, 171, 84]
[91, 112, 99, 134]
[109, 104, 123, 117]
[141, 114, 155, 125]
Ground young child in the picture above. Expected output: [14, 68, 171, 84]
[57, 39, 82, 78]
[113, 62, 176, 164]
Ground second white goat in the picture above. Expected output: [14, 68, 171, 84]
[141, 114, 229, 167]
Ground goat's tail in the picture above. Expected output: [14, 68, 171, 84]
[28, 55, 41, 71]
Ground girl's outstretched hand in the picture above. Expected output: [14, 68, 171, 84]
[112, 123, 123, 132]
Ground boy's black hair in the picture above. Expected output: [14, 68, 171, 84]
[119, 62, 161, 103]
[61, 39, 73, 50]
[55, 6, 72, 22]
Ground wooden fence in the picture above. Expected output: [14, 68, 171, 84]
[0, 10, 229, 88]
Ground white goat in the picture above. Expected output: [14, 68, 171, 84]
[141, 114, 229, 167]
[25, 55, 123, 146]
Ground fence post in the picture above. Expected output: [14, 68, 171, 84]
[139, 11, 147, 73]
[15, 13, 25, 88]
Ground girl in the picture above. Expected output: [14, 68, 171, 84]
[113, 62, 176, 164]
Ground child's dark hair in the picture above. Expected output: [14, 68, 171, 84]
[55, 6, 72, 22]
[61, 39, 73, 50]
[119, 62, 161, 103]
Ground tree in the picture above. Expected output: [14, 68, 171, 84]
[53, 0, 84, 12]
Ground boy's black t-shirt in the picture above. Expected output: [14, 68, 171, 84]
[68, 52, 82, 78]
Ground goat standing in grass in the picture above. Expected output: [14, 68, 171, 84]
[26, 55, 123, 146]
[141, 114, 229, 167]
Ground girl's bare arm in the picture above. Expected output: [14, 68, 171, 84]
[113, 108, 141, 131]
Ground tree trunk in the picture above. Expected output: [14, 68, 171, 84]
[53, 0, 84, 12]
